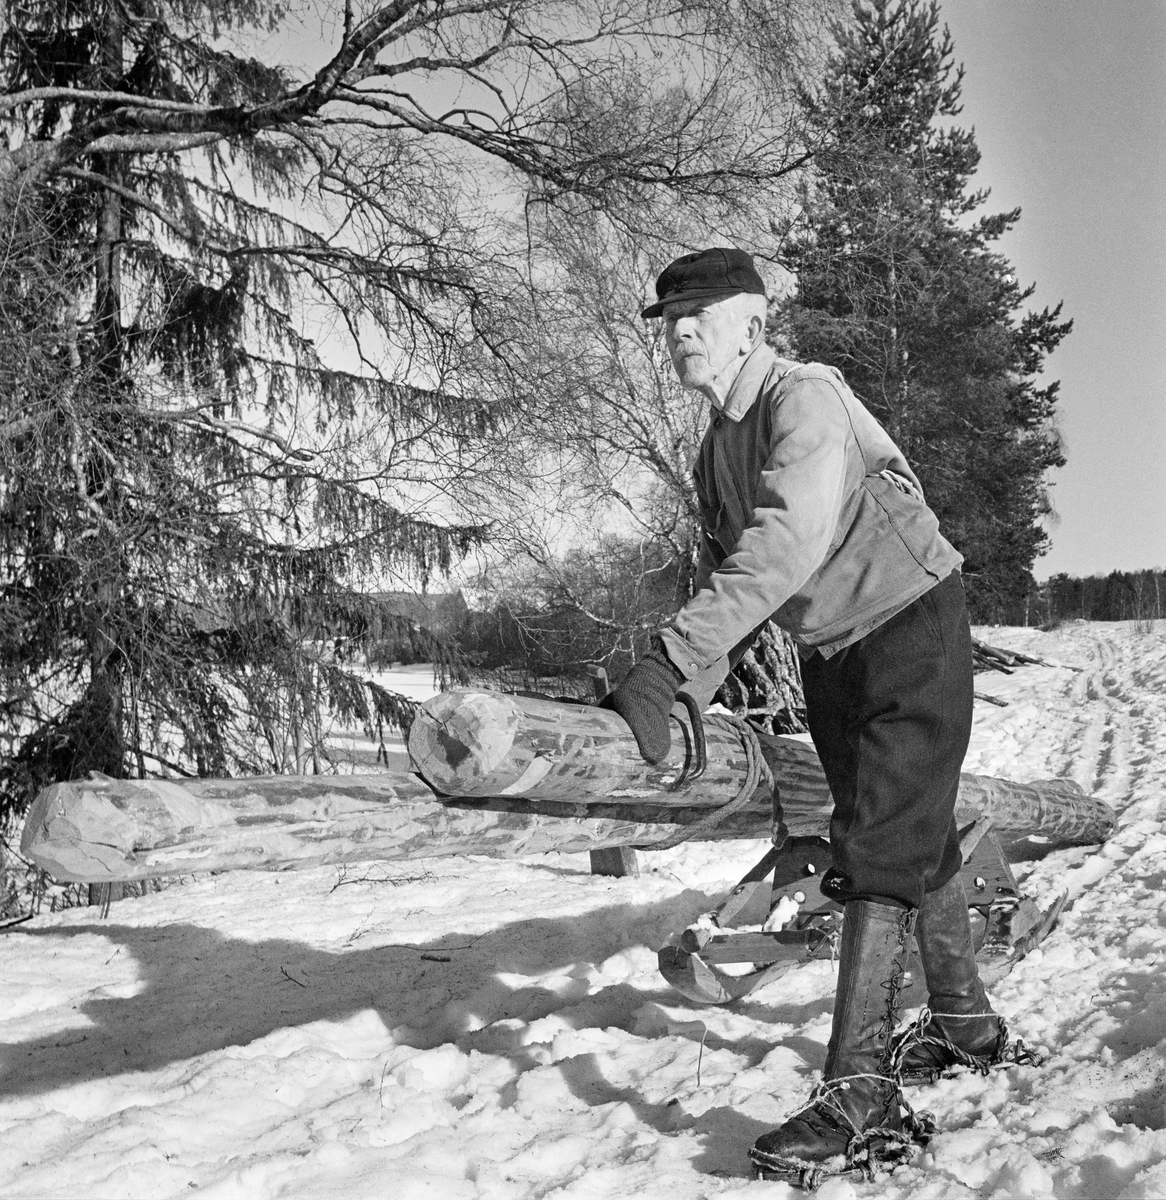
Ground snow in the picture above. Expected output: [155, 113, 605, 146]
[4, 621, 1166, 1199]
[325, 664, 446, 774]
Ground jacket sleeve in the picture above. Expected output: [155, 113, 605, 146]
[658, 373, 852, 678]
[689, 445, 724, 595]
[692, 530, 724, 596]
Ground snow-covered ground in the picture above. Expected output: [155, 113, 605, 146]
[324, 663, 447, 774]
[3, 620, 1166, 1200]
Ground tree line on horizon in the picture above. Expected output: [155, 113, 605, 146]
[1031, 570, 1166, 628]
[0, 0, 1070, 849]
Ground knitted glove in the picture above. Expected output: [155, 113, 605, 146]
[603, 648, 685, 764]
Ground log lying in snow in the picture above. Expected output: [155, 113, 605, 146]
[21, 771, 738, 884]
[20, 691, 1116, 883]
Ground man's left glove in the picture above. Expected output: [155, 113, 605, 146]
[602, 648, 685, 764]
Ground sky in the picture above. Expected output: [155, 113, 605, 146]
[261, 1, 1164, 582]
[939, 0, 1166, 579]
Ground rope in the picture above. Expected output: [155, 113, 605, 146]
[759, 1071, 933, 1185]
[633, 712, 774, 851]
[893, 1006, 1044, 1081]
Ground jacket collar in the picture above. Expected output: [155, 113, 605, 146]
[712, 343, 778, 423]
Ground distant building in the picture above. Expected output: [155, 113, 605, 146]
[373, 590, 469, 636]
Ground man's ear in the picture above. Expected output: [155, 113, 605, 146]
[741, 312, 764, 354]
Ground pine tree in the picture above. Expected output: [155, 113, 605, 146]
[780, 0, 1071, 620]
[0, 0, 827, 832]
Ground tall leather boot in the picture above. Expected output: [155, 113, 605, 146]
[749, 900, 926, 1189]
[897, 872, 1008, 1083]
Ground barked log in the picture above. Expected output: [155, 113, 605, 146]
[409, 691, 1115, 846]
[20, 691, 1115, 883]
[21, 771, 741, 883]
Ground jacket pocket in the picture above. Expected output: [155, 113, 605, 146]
[862, 476, 944, 573]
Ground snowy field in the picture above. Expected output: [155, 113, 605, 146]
[323, 662, 448, 774]
[3, 620, 1166, 1200]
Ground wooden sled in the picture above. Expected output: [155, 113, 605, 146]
[658, 817, 1067, 1005]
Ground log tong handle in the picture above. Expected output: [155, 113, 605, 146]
[671, 692, 707, 788]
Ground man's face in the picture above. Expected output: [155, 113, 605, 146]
[662, 292, 752, 393]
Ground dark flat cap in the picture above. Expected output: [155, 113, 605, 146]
[641, 247, 766, 318]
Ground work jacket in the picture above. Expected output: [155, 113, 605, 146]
[657, 344, 962, 697]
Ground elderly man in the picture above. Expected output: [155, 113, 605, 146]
[606, 248, 1011, 1186]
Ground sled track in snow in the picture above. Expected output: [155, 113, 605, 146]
[1064, 631, 1162, 811]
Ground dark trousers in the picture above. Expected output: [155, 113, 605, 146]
[800, 571, 973, 909]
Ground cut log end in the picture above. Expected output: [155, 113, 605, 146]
[409, 689, 656, 799]
[408, 690, 525, 793]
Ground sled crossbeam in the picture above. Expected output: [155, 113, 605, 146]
[688, 929, 832, 966]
